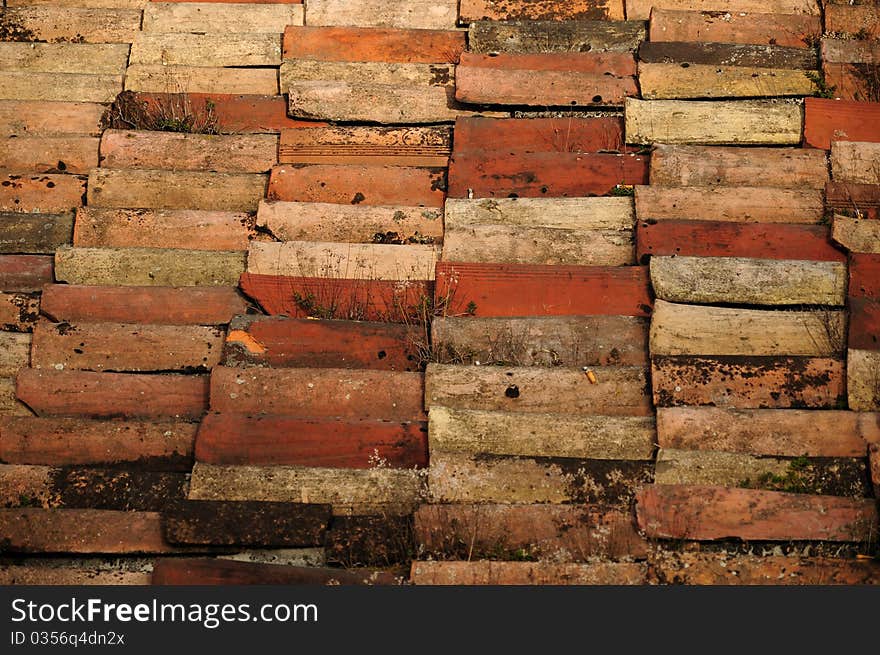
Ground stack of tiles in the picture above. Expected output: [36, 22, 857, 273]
[1, 0, 148, 585]
[180, 3, 464, 584]
[628, 0, 880, 584]
[410, 0, 655, 584]
[829, 139, 880, 413]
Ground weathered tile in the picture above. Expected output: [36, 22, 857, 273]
[40, 284, 247, 325]
[651, 355, 846, 409]
[187, 462, 423, 516]
[16, 369, 210, 419]
[247, 241, 438, 281]
[649, 256, 845, 305]
[626, 98, 803, 145]
[635, 185, 824, 223]
[0, 416, 196, 468]
[434, 261, 652, 317]
[425, 364, 652, 416]
[87, 169, 268, 211]
[636, 484, 878, 542]
[73, 208, 256, 251]
[267, 164, 445, 206]
[650, 300, 846, 357]
[99, 130, 278, 173]
[414, 503, 647, 561]
[429, 406, 655, 459]
[431, 315, 648, 367]
[223, 315, 422, 370]
[31, 321, 225, 372]
[195, 414, 428, 468]
[648, 9, 820, 48]
[410, 560, 646, 585]
[209, 365, 425, 420]
[282, 25, 464, 63]
[0, 212, 74, 253]
[657, 407, 878, 457]
[141, 2, 303, 32]
[54, 246, 246, 286]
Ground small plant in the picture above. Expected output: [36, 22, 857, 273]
[610, 184, 635, 197]
[802, 33, 822, 50]
[806, 70, 837, 99]
[107, 91, 219, 135]
[17, 494, 41, 508]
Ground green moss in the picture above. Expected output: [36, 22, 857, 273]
[610, 184, 635, 197]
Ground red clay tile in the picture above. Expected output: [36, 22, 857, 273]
[195, 414, 428, 468]
[804, 98, 880, 149]
[455, 53, 638, 106]
[850, 254, 880, 300]
[31, 321, 226, 372]
[825, 4, 880, 39]
[0, 508, 174, 553]
[209, 366, 425, 420]
[73, 208, 257, 251]
[656, 407, 876, 457]
[16, 369, 209, 419]
[648, 144, 828, 188]
[636, 220, 846, 264]
[239, 274, 433, 322]
[453, 116, 625, 154]
[849, 297, 880, 351]
[283, 25, 464, 63]
[0, 416, 196, 469]
[267, 164, 446, 207]
[636, 185, 823, 223]
[155, 0, 301, 3]
[0, 255, 53, 292]
[0, 100, 106, 138]
[448, 151, 648, 198]
[278, 125, 451, 167]
[823, 62, 879, 104]
[129, 93, 325, 133]
[636, 484, 878, 542]
[98, 130, 278, 173]
[649, 9, 820, 48]
[434, 262, 652, 317]
[40, 284, 247, 325]
[0, 137, 99, 174]
[0, 174, 85, 214]
[825, 182, 880, 220]
[224, 316, 423, 371]
[458, 51, 637, 75]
